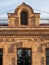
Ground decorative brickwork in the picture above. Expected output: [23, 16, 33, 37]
[8, 3, 40, 27]
[8, 42, 22, 53]
[0, 3, 49, 65]
[38, 43, 47, 53]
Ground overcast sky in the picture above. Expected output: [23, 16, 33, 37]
[0, 0, 49, 18]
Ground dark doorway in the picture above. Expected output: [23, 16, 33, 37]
[46, 48, 49, 65]
[21, 11, 28, 25]
[0, 49, 3, 65]
[17, 48, 31, 65]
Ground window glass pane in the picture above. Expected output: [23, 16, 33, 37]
[17, 48, 31, 65]
[46, 48, 49, 65]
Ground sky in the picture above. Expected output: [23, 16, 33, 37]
[0, 0, 49, 18]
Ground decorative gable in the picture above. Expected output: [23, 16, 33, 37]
[8, 3, 40, 27]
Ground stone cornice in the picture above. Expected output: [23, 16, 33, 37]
[0, 28, 49, 36]
[0, 27, 49, 30]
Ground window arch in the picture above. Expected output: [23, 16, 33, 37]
[20, 11, 28, 25]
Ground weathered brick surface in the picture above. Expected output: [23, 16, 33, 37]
[0, 37, 49, 65]
[0, 3, 49, 65]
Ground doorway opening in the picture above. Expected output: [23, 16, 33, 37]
[17, 48, 32, 65]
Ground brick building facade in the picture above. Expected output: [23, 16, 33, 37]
[0, 3, 49, 65]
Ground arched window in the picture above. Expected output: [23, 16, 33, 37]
[20, 11, 28, 25]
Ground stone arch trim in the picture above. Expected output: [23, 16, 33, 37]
[14, 3, 34, 15]
[13, 3, 34, 26]
[19, 8, 29, 25]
